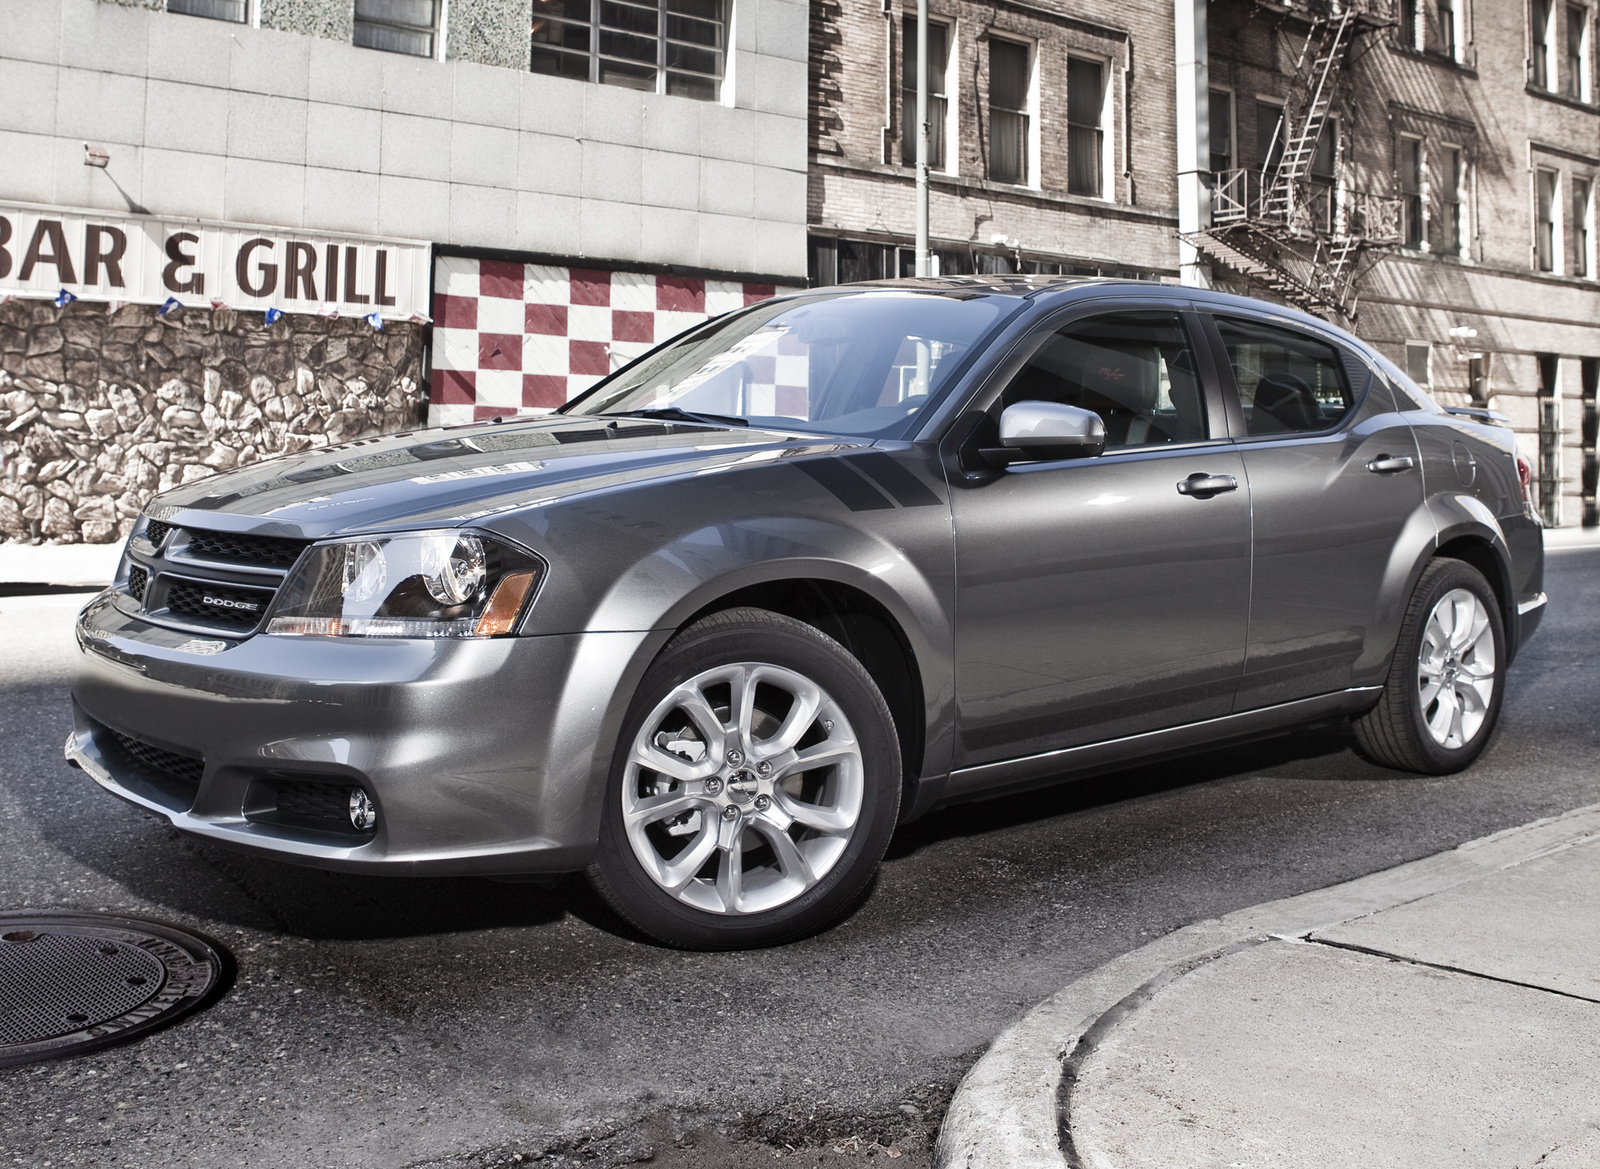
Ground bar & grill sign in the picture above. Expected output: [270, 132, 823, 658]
[0, 201, 430, 319]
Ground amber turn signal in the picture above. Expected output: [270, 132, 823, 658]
[473, 570, 540, 636]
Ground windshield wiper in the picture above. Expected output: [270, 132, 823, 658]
[609, 407, 748, 428]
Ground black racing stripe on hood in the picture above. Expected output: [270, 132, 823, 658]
[797, 458, 896, 512]
[848, 452, 943, 508]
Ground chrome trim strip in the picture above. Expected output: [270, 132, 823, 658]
[1517, 592, 1548, 615]
[944, 687, 1383, 801]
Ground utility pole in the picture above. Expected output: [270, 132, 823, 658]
[1175, 0, 1212, 287]
[915, 0, 930, 276]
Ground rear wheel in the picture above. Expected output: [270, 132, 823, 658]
[588, 608, 901, 950]
[1353, 557, 1505, 774]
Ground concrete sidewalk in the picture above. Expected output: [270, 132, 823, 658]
[0, 541, 122, 587]
[937, 803, 1600, 1169]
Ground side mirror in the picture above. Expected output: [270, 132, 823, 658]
[985, 401, 1107, 465]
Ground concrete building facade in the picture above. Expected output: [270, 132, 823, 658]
[0, 0, 807, 542]
[808, 0, 1600, 527]
[1206, 0, 1600, 529]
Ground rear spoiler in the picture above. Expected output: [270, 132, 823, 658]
[1442, 405, 1510, 424]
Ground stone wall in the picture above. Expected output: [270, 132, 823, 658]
[0, 300, 426, 544]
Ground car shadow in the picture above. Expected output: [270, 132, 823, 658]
[885, 723, 1393, 860]
[27, 702, 1388, 946]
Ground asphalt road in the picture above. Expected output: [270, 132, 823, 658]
[3, 549, 1597, 1169]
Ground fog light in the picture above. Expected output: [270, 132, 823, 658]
[348, 788, 377, 831]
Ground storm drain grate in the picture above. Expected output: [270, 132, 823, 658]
[0, 912, 232, 1068]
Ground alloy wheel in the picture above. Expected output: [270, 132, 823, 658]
[621, 662, 865, 915]
[1416, 587, 1497, 749]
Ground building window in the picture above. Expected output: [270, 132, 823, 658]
[1575, 177, 1593, 275]
[1406, 341, 1432, 386]
[167, 0, 246, 20]
[1441, 146, 1465, 256]
[531, 0, 727, 101]
[1256, 101, 1284, 177]
[1399, 0, 1422, 48]
[1208, 89, 1234, 173]
[988, 40, 1032, 186]
[1534, 0, 1555, 88]
[901, 19, 949, 171]
[1308, 119, 1337, 232]
[1401, 137, 1424, 249]
[1438, 0, 1459, 58]
[1567, 5, 1590, 98]
[354, 0, 438, 57]
[1067, 57, 1106, 197]
[1537, 353, 1562, 525]
[1537, 168, 1560, 270]
[1581, 358, 1598, 527]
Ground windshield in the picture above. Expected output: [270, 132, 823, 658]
[564, 291, 1012, 437]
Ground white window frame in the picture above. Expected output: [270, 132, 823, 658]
[900, 16, 958, 176]
[1405, 340, 1433, 386]
[1440, 142, 1468, 257]
[985, 35, 1038, 188]
[1400, 134, 1427, 251]
[1207, 86, 1236, 174]
[1066, 52, 1111, 200]
[1536, 166, 1563, 272]
[1573, 172, 1595, 277]
[1436, 0, 1464, 60]
[1567, 3, 1591, 100]
[1534, 0, 1557, 89]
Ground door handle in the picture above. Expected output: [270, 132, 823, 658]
[1366, 454, 1416, 474]
[1176, 473, 1239, 497]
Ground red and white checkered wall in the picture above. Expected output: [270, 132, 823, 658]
[427, 256, 800, 426]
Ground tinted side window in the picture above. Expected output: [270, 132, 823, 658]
[1215, 317, 1353, 435]
[1001, 312, 1208, 449]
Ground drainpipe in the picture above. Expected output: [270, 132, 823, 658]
[1175, 0, 1212, 287]
[916, 0, 931, 276]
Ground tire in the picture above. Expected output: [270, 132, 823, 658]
[587, 607, 902, 950]
[1353, 557, 1506, 774]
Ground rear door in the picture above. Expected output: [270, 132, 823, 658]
[1200, 312, 1425, 710]
[946, 305, 1252, 768]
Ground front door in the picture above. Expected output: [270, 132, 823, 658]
[1202, 312, 1426, 710]
[949, 309, 1253, 769]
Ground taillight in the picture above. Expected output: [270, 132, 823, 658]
[1516, 453, 1533, 502]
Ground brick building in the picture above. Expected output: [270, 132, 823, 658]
[809, 0, 1600, 527]
[1, 0, 806, 543]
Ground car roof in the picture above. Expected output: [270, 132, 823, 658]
[810, 275, 1367, 350]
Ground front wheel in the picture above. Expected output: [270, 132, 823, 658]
[588, 608, 902, 950]
[1353, 557, 1506, 774]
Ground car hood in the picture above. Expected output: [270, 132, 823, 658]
[148, 416, 869, 540]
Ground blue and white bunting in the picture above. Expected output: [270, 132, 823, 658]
[366, 311, 384, 330]
[158, 297, 182, 317]
[263, 307, 284, 325]
[55, 289, 77, 308]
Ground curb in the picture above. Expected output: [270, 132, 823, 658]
[932, 801, 1600, 1169]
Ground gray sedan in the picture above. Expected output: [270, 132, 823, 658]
[68, 278, 1545, 949]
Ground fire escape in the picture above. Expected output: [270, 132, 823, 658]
[1184, 0, 1401, 321]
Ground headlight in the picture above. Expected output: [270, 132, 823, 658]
[266, 530, 545, 638]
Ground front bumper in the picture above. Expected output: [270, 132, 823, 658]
[68, 593, 656, 875]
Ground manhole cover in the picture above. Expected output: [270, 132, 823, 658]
[0, 911, 232, 1068]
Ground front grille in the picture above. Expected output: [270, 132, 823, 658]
[164, 579, 275, 630]
[110, 731, 205, 795]
[126, 566, 148, 604]
[183, 530, 306, 569]
[143, 521, 172, 549]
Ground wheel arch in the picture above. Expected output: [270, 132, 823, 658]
[676, 577, 931, 819]
[1427, 493, 1520, 662]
